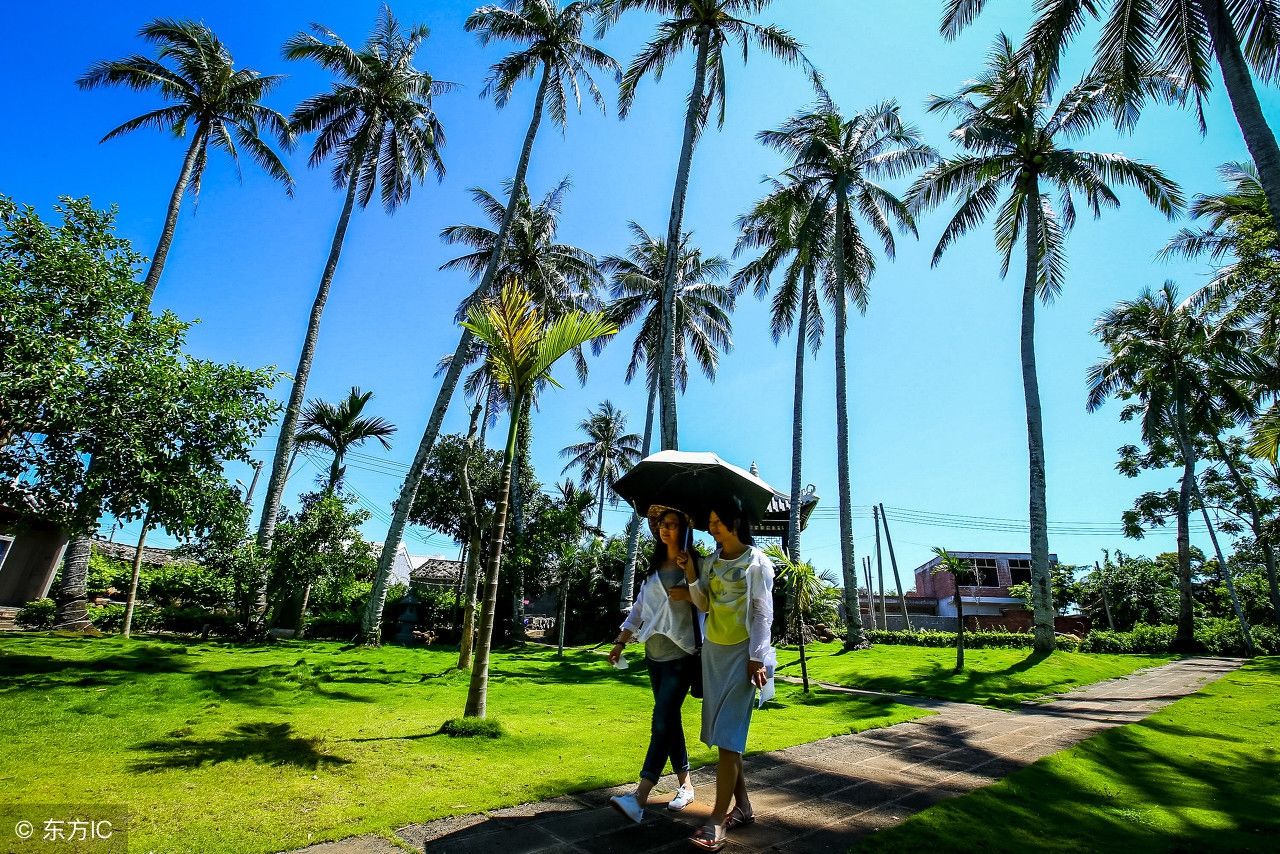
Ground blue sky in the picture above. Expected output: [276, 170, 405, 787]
[3, 1, 1272, 587]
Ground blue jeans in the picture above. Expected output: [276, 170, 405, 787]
[640, 655, 692, 783]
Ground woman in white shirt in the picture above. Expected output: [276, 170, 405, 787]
[606, 507, 700, 823]
[686, 495, 774, 852]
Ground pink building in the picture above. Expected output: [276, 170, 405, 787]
[908, 550, 1057, 618]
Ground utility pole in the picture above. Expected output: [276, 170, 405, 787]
[1095, 560, 1115, 631]
[244, 460, 264, 507]
[874, 506, 887, 630]
[862, 555, 878, 630]
[879, 503, 912, 630]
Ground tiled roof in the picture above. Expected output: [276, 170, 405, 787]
[411, 557, 462, 584]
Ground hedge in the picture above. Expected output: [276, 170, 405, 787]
[867, 629, 1081, 651]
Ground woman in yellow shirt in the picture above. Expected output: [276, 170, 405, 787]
[683, 495, 774, 851]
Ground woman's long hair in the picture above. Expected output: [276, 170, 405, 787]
[708, 494, 755, 548]
[645, 509, 692, 578]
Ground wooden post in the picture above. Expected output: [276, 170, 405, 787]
[879, 503, 912, 631]
[862, 555, 877, 630]
[874, 506, 887, 630]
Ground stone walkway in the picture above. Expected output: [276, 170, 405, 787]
[291, 657, 1239, 854]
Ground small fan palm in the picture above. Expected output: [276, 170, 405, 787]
[560, 401, 643, 530]
[255, 8, 451, 565]
[597, 0, 819, 449]
[764, 544, 833, 692]
[908, 35, 1182, 652]
[458, 283, 616, 718]
[295, 387, 397, 491]
[78, 18, 294, 302]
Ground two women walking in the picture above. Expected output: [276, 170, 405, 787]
[608, 497, 775, 852]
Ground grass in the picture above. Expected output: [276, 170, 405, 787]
[0, 633, 928, 854]
[784, 642, 1176, 708]
[855, 657, 1280, 853]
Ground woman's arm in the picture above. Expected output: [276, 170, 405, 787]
[619, 575, 649, 636]
[683, 552, 710, 612]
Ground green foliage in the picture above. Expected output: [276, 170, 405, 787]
[1079, 620, 1279, 656]
[438, 717, 505, 739]
[1078, 624, 1179, 654]
[268, 491, 376, 624]
[559, 536, 630, 645]
[1077, 551, 1185, 631]
[15, 599, 56, 629]
[868, 629, 1081, 652]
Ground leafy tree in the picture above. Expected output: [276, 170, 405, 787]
[548, 480, 597, 655]
[1009, 563, 1082, 617]
[597, 0, 817, 450]
[268, 491, 376, 636]
[764, 544, 833, 692]
[1089, 282, 1255, 650]
[0, 196, 278, 629]
[256, 8, 451, 573]
[458, 282, 615, 718]
[371, 0, 618, 632]
[77, 18, 293, 302]
[932, 547, 975, 671]
[294, 387, 396, 492]
[943, 0, 1280, 244]
[598, 222, 735, 607]
[760, 98, 934, 649]
[560, 401, 642, 531]
[909, 36, 1182, 652]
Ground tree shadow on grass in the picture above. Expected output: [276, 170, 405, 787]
[0, 646, 195, 694]
[131, 721, 352, 771]
[191, 664, 375, 706]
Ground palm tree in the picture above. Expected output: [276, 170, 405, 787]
[1087, 282, 1256, 651]
[931, 547, 974, 671]
[78, 18, 294, 303]
[942, 0, 1280, 239]
[553, 480, 598, 656]
[366, 3, 618, 642]
[759, 98, 936, 649]
[597, 0, 817, 450]
[735, 176, 827, 564]
[764, 544, 830, 692]
[908, 37, 1182, 652]
[255, 8, 451, 581]
[560, 401, 643, 530]
[460, 282, 616, 718]
[598, 222, 736, 607]
[294, 387, 396, 492]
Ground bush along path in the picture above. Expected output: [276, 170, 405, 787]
[292, 657, 1239, 854]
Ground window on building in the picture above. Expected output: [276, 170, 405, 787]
[1008, 558, 1032, 585]
[964, 557, 998, 585]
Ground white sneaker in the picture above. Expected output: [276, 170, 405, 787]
[609, 793, 644, 824]
[667, 784, 696, 811]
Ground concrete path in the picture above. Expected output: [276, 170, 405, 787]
[290, 657, 1239, 854]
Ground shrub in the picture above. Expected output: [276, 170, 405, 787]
[87, 602, 160, 633]
[1197, 617, 1279, 656]
[867, 629, 1079, 651]
[16, 598, 56, 629]
[438, 717, 504, 738]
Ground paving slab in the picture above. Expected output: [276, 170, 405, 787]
[287, 656, 1240, 854]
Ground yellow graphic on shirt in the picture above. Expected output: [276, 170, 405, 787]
[706, 556, 750, 645]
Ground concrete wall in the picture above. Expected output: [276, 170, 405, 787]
[0, 522, 66, 606]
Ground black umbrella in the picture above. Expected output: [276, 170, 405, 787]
[612, 450, 776, 530]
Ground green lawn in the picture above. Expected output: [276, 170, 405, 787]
[783, 642, 1176, 707]
[856, 657, 1280, 853]
[0, 633, 927, 854]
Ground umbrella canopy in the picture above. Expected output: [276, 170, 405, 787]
[612, 450, 776, 531]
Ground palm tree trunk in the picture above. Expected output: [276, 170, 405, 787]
[798, 621, 810, 692]
[509, 401, 532, 641]
[954, 579, 966, 671]
[1193, 482, 1255, 654]
[834, 189, 867, 647]
[658, 25, 711, 451]
[257, 174, 361, 552]
[595, 446, 609, 533]
[1173, 396, 1198, 652]
[294, 582, 313, 638]
[880, 503, 912, 630]
[1200, 0, 1280, 240]
[1021, 182, 1056, 653]
[122, 512, 152, 638]
[557, 558, 570, 657]
[1212, 434, 1280, 622]
[364, 63, 554, 644]
[787, 267, 813, 562]
[142, 129, 205, 304]
[619, 379, 657, 611]
[464, 393, 523, 718]
[54, 533, 94, 629]
[457, 531, 483, 669]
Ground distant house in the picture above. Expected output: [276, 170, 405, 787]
[410, 555, 462, 589]
[908, 550, 1057, 618]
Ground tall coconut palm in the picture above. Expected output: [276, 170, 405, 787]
[366, 2, 618, 643]
[294, 387, 396, 492]
[735, 176, 828, 564]
[1088, 282, 1257, 650]
[759, 98, 936, 649]
[908, 37, 1181, 652]
[942, 0, 1280, 244]
[255, 8, 451, 584]
[598, 222, 736, 607]
[597, 0, 818, 450]
[460, 283, 616, 718]
[78, 18, 294, 303]
[560, 401, 643, 530]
